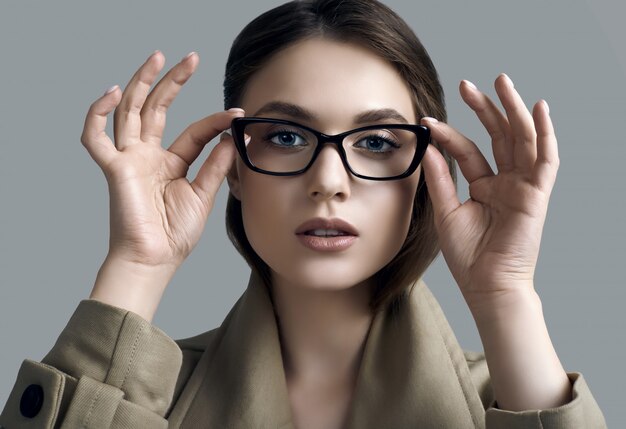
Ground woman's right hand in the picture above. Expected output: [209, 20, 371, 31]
[80, 50, 244, 317]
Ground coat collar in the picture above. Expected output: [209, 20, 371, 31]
[180, 271, 486, 428]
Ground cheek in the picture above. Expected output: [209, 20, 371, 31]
[361, 172, 420, 259]
[238, 171, 292, 259]
[236, 164, 421, 285]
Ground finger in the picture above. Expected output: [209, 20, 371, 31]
[531, 99, 559, 193]
[190, 131, 238, 210]
[167, 109, 245, 167]
[459, 79, 514, 173]
[80, 85, 123, 169]
[421, 144, 461, 227]
[421, 117, 494, 184]
[494, 73, 537, 173]
[113, 50, 166, 150]
[140, 51, 199, 144]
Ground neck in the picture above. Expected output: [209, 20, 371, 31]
[269, 273, 375, 388]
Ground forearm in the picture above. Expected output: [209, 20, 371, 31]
[468, 287, 572, 412]
[90, 254, 178, 323]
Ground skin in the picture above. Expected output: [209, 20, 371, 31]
[226, 38, 421, 427]
[82, 36, 569, 428]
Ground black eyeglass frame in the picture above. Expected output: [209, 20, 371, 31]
[230, 116, 431, 181]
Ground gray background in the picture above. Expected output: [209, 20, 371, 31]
[1, 0, 624, 425]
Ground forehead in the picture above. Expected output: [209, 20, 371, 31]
[240, 37, 416, 131]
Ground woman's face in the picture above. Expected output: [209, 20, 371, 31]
[228, 37, 421, 292]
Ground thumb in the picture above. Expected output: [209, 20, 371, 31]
[422, 144, 460, 227]
[190, 132, 237, 210]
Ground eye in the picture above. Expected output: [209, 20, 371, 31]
[264, 128, 308, 148]
[353, 133, 400, 153]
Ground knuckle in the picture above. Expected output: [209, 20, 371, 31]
[114, 101, 141, 117]
[171, 62, 193, 83]
[490, 130, 505, 142]
[123, 105, 142, 116]
[142, 102, 168, 116]
[172, 73, 190, 87]
[86, 104, 99, 118]
[184, 128, 199, 145]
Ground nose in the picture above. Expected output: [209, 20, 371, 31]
[306, 143, 351, 202]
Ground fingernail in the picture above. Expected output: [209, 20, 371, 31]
[104, 85, 118, 95]
[463, 80, 477, 90]
[422, 116, 438, 124]
[227, 107, 245, 114]
[150, 50, 160, 59]
[181, 51, 196, 62]
[542, 99, 550, 114]
[220, 131, 231, 141]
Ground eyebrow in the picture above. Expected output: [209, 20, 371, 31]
[252, 101, 410, 125]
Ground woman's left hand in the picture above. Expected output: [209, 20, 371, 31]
[420, 74, 559, 313]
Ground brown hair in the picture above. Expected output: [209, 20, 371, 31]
[223, 0, 457, 314]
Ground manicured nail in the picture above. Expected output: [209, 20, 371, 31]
[104, 85, 118, 95]
[181, 51, 196, 62]
[542, 99, 550, 114]
[422, 116, 438, 124]
[463, 80, 477, 90]
[227, 107, 245, 113]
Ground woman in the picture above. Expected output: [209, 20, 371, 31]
[0, 0, 607, 427]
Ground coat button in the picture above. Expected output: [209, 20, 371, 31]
[20, 384, 44, 418]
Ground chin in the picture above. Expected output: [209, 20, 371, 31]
[269, 258, 377, 292]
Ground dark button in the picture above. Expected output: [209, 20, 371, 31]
[20, 384, 44, 418]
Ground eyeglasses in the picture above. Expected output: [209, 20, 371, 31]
[230, 117, 431, 181]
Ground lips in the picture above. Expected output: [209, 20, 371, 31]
[295, 217, 359, 236]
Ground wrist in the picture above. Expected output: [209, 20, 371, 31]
[464, 284, 542, 326]
[464, 286, 571, 411]
[89, 254, 179, 323]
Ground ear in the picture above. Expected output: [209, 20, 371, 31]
[226, 155, 242, 201]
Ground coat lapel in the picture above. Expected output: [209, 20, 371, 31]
[180, 270, 295, 428]
[180, 271, 486, 428]
[342, 279, 486, 429]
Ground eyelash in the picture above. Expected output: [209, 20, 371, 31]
[263, 128, 401, 152]
[265, 127, 306, 142]
[358, 132, 401, 152]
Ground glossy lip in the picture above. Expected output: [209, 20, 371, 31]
[294, 217, 359, 236]
[296, 235, 357, 252]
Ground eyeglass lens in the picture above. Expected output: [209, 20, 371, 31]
[242, 122, 418, 178]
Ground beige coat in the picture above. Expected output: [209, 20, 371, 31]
[1, 271, 607, 428]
